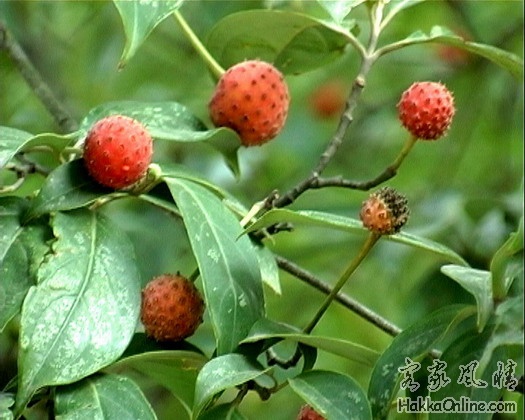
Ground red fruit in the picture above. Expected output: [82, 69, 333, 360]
[209, 60, 290, 146]
[360, 187, 410, 235]
[141, 274, 205, 342]
[308, 80, 347, 119]
[297, 405, 326, 420]
[397, 81, 455, 140]
[83, 115, 153, 189]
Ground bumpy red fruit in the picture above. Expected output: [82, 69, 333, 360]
[397, 81, 455, 140]
[360, 187, 410, 235]
[141, 274, 205, 342]
[209, 60, 290, 146]
[83, 115, 153, 189]
[297, 405, 326, 420]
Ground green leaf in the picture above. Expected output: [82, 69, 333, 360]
[24, 160, 112, 222]
[0, 127, 74, 168]
[0, 393, 14, 420]
[490, 217, 524, 298]
[289, 370, 371, 420]
[193, 354, 270, 419]
[254, 246, 281, 295]
[478, 293, 524, 375]
[165, 178, 264, 354]
[317, 0, 365, 24]
[384, 25, 524, 79]
[441, 265, 494, 332]
[14, 210, 141, 415]
[197, 403, 246, 420]
[368, 305, 475, 419]
[113, 0, 184, 67]
[55, 373, 156, 420]
[245, 209, 468, 266]
[0, 198, 50, 332]
[206, 10, 350, 74]
[78, 102, 241, 174]
[0, 127, 33, 168]
[79, 101, 207, 141]
[242, 318, 379, 367]
[110, 348, 206, 416]
[429, 328, 507, 420]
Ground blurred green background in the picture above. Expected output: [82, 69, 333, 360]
[1, 1, 523, 419]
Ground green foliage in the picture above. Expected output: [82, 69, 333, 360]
[0, 0, 522, 419]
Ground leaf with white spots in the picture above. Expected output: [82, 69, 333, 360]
[14, 210, 141, 416]
[54, 373, 156, 420]
[78, 101, 241, 175]
[165, 178, 265, 355]
[289, 370, 371, 420]
[368, 305, 476, 419]
[0, 198, 50, 332]
[113, 0, 184, 68]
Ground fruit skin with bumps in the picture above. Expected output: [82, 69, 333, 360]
[360, 186, 410, 235]
[140, 274, 205, 342]
[83, 115, 153, 189]
[209, 60, 290, 146]
[297, 405, 326, 420]
[397, 81, 455, 140]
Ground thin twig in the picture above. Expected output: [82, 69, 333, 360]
[0, 21, 78, 133]
[275, 255, 402, 337]
[268, 3, 388, 209]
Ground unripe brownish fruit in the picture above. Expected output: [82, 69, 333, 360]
[140, 274, 205, 342]
[360, 187, 409, 235]
[209, 60, 290, 146]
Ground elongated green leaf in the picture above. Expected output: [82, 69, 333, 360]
[382, 25, 523, 79]
[110, 348, 206, 416]
[441, 265, 493, 332]
[245, 209, 468, 266]
[0, 198, 50, 332]
[14, 210, 141, 415]
[24, 160, 112, 222]
[289, 370, 371, 420]
[193, 354, 270, 419]
[206, 10, 350, 74]
[243, 318, 379, 367]
[368, 305, 476, 419]
[114, 0, 184, 67]
[0, 127, 74, 168]
[55, 373, 156, 420]
[165, 178, 264, 354]
[490, 217, 524, 298]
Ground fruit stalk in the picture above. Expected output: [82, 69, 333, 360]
[303, 232, 380, 334]
[173, 11, 225, 80]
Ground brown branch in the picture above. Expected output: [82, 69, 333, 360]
[0, 21, 78, 133]
[275, 255, 402, 337]
[270, 75, 367, 208]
